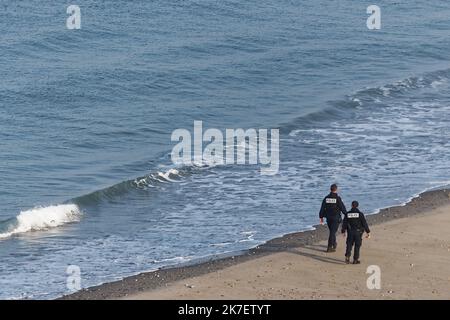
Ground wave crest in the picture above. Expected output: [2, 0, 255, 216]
[0, 204, 82, 239]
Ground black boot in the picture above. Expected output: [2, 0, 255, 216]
[353, 260, 361, 264]
[345, 256, 350, 264]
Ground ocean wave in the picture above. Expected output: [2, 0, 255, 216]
[283, 68, 450, 134]
[353, 68, 450, 100]
[0, 204, 82, 239]
[71, 160, 227, 207]
[0, 165, 215, 239]
[71, 167, 186, 207]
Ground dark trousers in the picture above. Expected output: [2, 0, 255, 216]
[345, 230, 363, 260]
[326, 218, 340, 249]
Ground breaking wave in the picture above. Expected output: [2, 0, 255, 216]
[282, 68, 450, 133]
[0, 204, 82, 239]
[0, 166, 205, 239]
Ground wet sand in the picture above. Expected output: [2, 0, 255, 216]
[61, 189, 450, 300]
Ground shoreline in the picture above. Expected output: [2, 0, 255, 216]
[60, 188, 450, 300]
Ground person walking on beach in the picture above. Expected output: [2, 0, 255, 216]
[341, 201, 371, 264]
[319, 184, 347, 252]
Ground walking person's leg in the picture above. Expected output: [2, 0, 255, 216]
[331, 220, 339, 249]
[345, 232, 353, 263]
[330, 219, 339, 250]
[326, 219, 333, 251]
[326, 218, 339, 252]
[353, 232, 363, 263]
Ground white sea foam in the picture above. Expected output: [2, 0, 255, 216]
[0, 204, 82, 239]
[134, 168, 182, 187]
[431, 77, 447, 88]
[158, 168, 180, 182]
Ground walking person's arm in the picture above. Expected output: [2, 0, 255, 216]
[361, 213, 371, 237]
[338, 196, 347, 215]
[319, 198, 326, 224]
[341, 215, 348, 234]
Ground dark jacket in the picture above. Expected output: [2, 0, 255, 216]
[319, 192, 347, 220]
[341, 208, 370, 234]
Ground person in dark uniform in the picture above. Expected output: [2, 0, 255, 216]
[341, 201, 371, 264]
[319, 184, 347, 252]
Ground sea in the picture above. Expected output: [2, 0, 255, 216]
[1, 0, 450, 299]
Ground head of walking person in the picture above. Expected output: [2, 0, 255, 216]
[352, 200, 359, 208]
[330, 184, 338, 193]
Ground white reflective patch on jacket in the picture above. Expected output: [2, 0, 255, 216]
[347, 212, 360, 218]
[325, 198, 337, 204]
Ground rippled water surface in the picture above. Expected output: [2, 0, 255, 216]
[1, 1, 450, 298]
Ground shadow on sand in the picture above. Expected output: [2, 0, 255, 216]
[286, 244, 346, 265]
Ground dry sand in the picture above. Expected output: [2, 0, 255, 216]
[125, 204, 450, 300]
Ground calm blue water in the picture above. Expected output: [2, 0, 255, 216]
[1, 0, 450, 299]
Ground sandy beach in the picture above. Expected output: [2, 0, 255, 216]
[62, 189, 450, 300]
